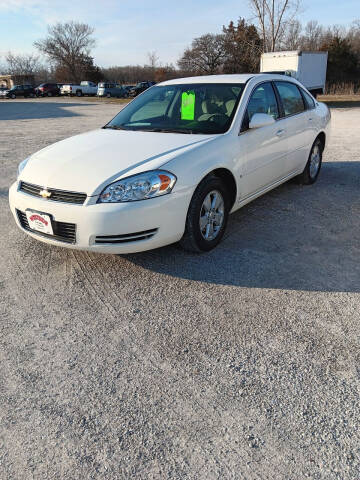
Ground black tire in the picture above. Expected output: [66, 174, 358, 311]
[10, 93, 16, 99]
[106, 93, 111, 98]
[47, 91, 52, 97]
[76, 90, 82, 97]
[296, 138, 323, 185]
[179, 175, 230, 253]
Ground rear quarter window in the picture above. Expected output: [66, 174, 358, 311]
[301, 89, 316, 110]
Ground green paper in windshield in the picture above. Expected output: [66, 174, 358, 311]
[181, 90, 195, 120]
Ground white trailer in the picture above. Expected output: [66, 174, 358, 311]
[260, 51, 328, 96]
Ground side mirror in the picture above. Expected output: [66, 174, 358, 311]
[249, 113, 276, 129]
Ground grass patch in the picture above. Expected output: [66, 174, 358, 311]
[74, 96, 130, 105]
[318, 94, 360, 108]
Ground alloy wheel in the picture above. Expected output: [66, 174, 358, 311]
[309, 144, 321, 178]
[199, 190, 225, 241]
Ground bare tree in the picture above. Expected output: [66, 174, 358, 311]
[5, 52, 41, 75]
[178, 34, 226, 74]
[147, 51, 159, 69]
[301, 20, 324, 50]
[34, 21, 95, 83]
[281, 19, 302, 50]
[347, 20, 360, 58]
[249, 0, 300, 51]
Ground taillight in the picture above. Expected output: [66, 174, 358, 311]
[69, 86, 72, 91]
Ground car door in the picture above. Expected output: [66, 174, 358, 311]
[237, 81, 289, 199]
[300, 87, 318, 148]
[273, 81, 308, 175]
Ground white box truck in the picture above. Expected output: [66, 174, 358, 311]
[260, 50, 328, 97]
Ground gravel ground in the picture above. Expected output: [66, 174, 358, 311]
[0, 98, 359, 479]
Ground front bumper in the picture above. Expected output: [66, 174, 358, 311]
[9, 182, 191, 254]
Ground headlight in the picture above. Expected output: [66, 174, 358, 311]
[17, 157, 30, 178]
[98, 170, 177, 203]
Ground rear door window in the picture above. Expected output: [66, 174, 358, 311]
[274, 82, 305, 116]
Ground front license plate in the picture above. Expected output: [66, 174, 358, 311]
[26, 210, 53, 235]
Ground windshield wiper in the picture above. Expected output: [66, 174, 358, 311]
[103, 125, 129, 130]
[142, 128, 196, 134]
[104, 125, 204, 134]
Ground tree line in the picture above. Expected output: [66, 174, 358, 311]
[1, 12, 360, 93]
[179, 18, 360, 89]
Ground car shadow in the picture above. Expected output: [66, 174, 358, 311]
[124, 161, 360, 293]
[0, 100, 93, 121]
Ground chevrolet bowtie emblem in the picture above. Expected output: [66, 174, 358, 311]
[40, 189, 51, 198]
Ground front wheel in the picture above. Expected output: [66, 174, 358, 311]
[179, 175, 230, 253]
[296, 138, 323, 185]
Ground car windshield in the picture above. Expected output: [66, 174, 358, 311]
[105, 83, 244, 134]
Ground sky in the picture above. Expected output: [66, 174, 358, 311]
[0, 0, 359, 68]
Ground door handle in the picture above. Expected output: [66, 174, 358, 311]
[308, 117, 313, 122]
[276, 129, 285, 137]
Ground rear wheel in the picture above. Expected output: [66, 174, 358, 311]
[106, 93, 111, 98]
[10, 93, 16, 99]
[47, 91, 52, 97]
[179, 175, 230, 253]
[296, 138, 323, 185]
[76, 90, 82, 97]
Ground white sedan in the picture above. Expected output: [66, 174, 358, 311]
[9, 74, 331, 253]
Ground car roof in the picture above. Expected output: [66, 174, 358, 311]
[158, 73, 299, 86]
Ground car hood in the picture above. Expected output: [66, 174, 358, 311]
[20, 128, 216, 195]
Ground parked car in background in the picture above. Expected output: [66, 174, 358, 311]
[97, 83, 128, 98]
[5, 85, 36, 99]
[35, 83, 60, 97]
[129, 81, 155, 97]
[10, 74, 330, 254]
[0, 87, 9, 98]
[123, 85, 135, 96]
[60, 81, 98, 97]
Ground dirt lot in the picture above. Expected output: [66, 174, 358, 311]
[0, 98, 359, 479]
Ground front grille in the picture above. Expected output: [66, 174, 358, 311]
[94, 228, 158, 244]
[17, 209, 76, 244]
[19, 181, 87, 205]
